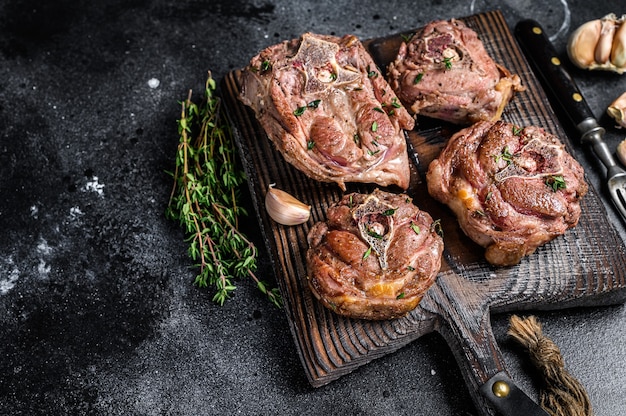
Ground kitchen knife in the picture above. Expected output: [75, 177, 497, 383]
[515, 19, 626, 223]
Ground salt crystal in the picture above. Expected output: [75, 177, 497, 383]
[148, 78, 160, 89]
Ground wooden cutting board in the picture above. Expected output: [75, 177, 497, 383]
[221, 10, 626, 415]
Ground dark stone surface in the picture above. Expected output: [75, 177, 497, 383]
[0, 1, 625, 415]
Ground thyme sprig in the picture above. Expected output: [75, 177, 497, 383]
[166, 73, 281, 308]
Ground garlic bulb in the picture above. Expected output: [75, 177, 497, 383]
[608, 92, 626, 128]
[567, 14, 626, 74]
[265, 184, 311, 225]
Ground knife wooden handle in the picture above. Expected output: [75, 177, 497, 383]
[514, 19, 596, 130]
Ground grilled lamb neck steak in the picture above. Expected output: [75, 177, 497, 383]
[306, 189, 444, 320]
[387, 19, 524, 125]
[427, 120, 588, 266]
[240, 33, 415, 191]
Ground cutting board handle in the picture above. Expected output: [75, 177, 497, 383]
[425, 277, 548, 416]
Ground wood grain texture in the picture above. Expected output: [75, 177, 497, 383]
[221, 10, 626, 415]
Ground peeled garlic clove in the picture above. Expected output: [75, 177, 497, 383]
[617, 139, 626, 167]
[265, 184, 311, 225]
[607, 92, 626, 128]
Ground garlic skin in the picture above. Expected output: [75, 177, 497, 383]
[265, 184, 311, 225]
[617, 139, 626, 167]
[567, 14, 626, 74]
[607, 92, 626, 128]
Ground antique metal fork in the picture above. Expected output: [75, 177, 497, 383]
[515, 19, 626, 223]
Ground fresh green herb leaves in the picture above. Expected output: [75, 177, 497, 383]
[363, 246, 372, 260]
[366, 228, 383, 239]
[410, 222, 421, 235]
[396, 292, 406, 299]
[383, 208, 397, 216]
[546, 175, 566, 192]
[495, 146, 513, 165]
[371, 121, 378, 132]
[431, 219, 444, 237]
[166, 72, 281, 308]
[308, 99, 321, 109]
[443, 57, 453, 70]
[512, 125, 523, 136]
[307, 140, 315, 150]
[294, 99, 322, 116]
[413, 73, 424, 84]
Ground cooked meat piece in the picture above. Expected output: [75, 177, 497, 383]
[427, 120, 588, 266]
[306, 189, 444, 320]
[387, 19, 524, 125]
[240, 33, 415, 191]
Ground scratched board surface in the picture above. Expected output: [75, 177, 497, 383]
[221, 9, 626, 413]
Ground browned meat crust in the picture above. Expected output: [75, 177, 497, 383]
[240, 33, 415, 191]
[387, 19, 524, 125]
[427, 120, 588, 266]
[306, 189, 444, 320]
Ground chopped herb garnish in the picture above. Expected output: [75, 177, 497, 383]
[432, 219, 443, 237]
[410, 222, 421, 235]
[308, 99, 321, 108]
[406, 265, 415, 271]
[391, 98, 402, 108]
[367, 149, 381, 156]
[546, 175, 566, 192]
[366, 228, 383, 239]
[485, 191, 493, 202]
[512, 125, 523, 136]
[396, 292, 406, 299]
[330, 72, 337, 81]
[367, 66, 378, 78]
[371, 139, 379, 147]
[307, 140, 315, 150]
[443, 57, 453, 70]
[261, 60, 271, 71]
[495, 146, 513, 165]
[383, 208, 397, 216]
[353, 133, 360, 145]
[401, 33, 413, 42]
[414, 73, 424, 84]
[363, 246, 372, 260]
[371, 121, 378, 132]
[474, 209, 486, 217]
[294, 100, 321, 116]
[373, 107, 384, 113]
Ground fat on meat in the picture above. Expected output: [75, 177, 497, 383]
[240, 33, 415, 190]
[387, 19, 524, 125]
[427, 120, 588, 266]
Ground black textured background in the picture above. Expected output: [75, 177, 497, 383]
[1, 1, 625, 415]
